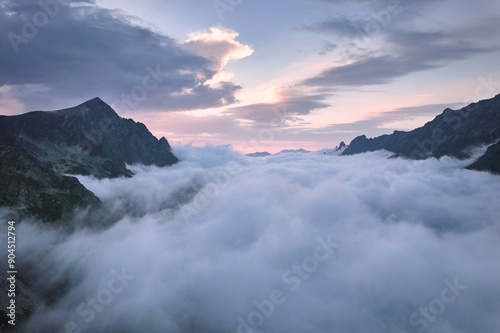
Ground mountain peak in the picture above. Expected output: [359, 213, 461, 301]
[88, 96, 105, 103]
[82, 96, 107, 107]
[342, 94, 500, 170]
[0, 98, 178, 178]
[60, 97, 121, 120]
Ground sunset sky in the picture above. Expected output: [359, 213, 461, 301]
[1, 0, 500, 152]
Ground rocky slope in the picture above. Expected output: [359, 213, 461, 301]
[342, 94, 500, 173]
[0, 97, 178, 179]
[0, 97, 179, 222]
[0, 145, 102, 221]
[0, 98, 180, 329]
[467, 140, 500, 174]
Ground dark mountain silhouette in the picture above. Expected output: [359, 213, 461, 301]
[0, 97, 178, 179]
[278, 148, 310, 154]
[342, 94, 500, 174]
[0, 98, 180, 328]
[467, 140, 500, 174]
[0, 97, 179, 222]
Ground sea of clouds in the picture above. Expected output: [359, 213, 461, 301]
[3, 145, 500, 333]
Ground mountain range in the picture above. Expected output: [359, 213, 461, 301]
[0, 94, 499, 331]
[342, 94, 500, 174]
[1, 94, 499, 222]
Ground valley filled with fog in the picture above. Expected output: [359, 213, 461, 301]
[3, 145, 500, 333]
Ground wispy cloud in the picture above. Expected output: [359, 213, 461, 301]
[301, 0, 500, 91]
[302, 20, 499, 88]
[224, 86, 331, 125]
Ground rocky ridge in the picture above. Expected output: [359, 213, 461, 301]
[342, 94, 500, 174]
[0, 97, 179, 221]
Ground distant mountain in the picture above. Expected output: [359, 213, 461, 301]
[318, 142, 348, 156]
[0, 97, 178, 179]
[278, 148, 310, 154]
[342, 94, 500, 174]
[0, 97, 179, 221]
[247, 151, 272, 157]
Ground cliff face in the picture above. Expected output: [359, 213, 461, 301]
[342, 94, 500, 173]
[0, 145, 102, 222]
[467, 140, 500, 174]
[0, 97, 178, 179]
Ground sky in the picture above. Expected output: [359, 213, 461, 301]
[1, 0, 500, 152]
[4, 145, 500, 333]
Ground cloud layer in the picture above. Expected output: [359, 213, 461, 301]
[225, 86, 330, 124]
[3, 145, 500, 333]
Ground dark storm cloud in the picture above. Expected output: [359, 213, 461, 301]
[0, 0, 242, 111]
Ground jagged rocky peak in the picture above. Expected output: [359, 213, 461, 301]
[335, 141, 347, 152]
[0, 97, 179, 179]
[55, 97, 120, 119]
[442, 107, 454, 115]
[342, 93, 500, 174]
[0, 97, 180, 222]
